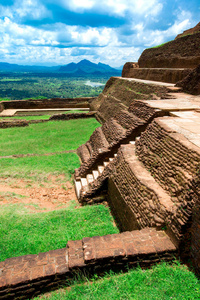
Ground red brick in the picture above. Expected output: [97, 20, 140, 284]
[37, 252, 48, 265]
[96, 249, 114, 260]
[55, 256, 66, 266]
[0, 269, 12, 287]
[31, 266, 44, 280]
[105, 239, 124, 250]
[11, 271, 31, 286]
[124, 243, 138, 257]
[153, 237, 176, 253]
[0, 261, 5, 269]
[113, 248, 126, 258]
[4, 256, 23, 268]
[102, 234, 113, 242]
[84, 248, 96, 262]
[44, 264, 56, 276]
[13, 263, 29, 274]
[137, 243, 156, 255]
[56, 264, 69, 274]
[68, 257, 85, 269]
[82, 236, 91, 242]
[67, 240, 82, 249]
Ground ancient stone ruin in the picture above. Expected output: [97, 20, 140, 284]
[0, 25, 200, 299]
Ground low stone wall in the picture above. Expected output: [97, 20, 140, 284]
[1, 97, 94, 110]
[0, 228, 177, 299]
[122, 67, 191, 84]
[0, 120, 29, 128]
[49, 112, 95, 121]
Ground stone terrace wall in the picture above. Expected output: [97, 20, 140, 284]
[76, 78, 170, 178]
[191, 174, 200, 274]
[107, 144, 173, 232]
[0, 228, 177, 299]
[0, 120, 29, 128]
[136, 118, 200, 245]
[122, 67, 191, 84]
[1, 97, 94, 110]
[90, 77, 170, 114]
[138, 32, 200, 69]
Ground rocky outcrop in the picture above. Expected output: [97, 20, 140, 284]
[176, 64, 200, 95]
[138, 32, 200, 69]
[122, 67, 191, 84]
[175, 22, 200, 39]
[122, 62, 139, 77]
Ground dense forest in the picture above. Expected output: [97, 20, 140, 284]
[0, 73, 108, 100]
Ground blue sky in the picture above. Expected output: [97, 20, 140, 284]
[0, 0, 199, 67]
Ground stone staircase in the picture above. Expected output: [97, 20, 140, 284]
[75, 140, 139, 202]
[75, 153, 117, 201]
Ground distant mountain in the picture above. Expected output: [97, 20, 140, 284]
[59, 59, 120, 75]
[0, 59, 121, 76]
[0, 62, 59, 73]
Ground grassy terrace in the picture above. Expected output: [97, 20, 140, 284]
[0, 204, 117, 262]
[0, 118, 99, 156]
[35, 262, 200, 300]
[0, 117, 119, 261]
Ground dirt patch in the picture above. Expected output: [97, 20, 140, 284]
[0, 175, 79, 213]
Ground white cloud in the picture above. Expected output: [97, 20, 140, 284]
[53, 0, 163, 18]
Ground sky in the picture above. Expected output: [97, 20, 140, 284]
[0, 0, 199, 67]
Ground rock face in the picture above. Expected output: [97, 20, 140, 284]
[176, 64, 200, 95]
[175, 22, 200, 39]
[122, 62, 139, 77]
[138, 32, 200, 69]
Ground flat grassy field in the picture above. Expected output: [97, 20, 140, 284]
[0, 110, 87, 121]
[0, 118, 100, 156]
[0, 203, 118, 261]
[35, 262, 200, 300]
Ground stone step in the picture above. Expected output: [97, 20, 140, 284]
[81, 178, 88, 187]
[92, 170, 99, 180]
[98, 165, 104, 174]
[103, 161, 109, 167]
[74, 180, 82, 199]
[86, 174, 94, 184]
[109, 157, 114, 162]
[129, 141, 135, 145]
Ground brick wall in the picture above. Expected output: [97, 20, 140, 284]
[0, 229, 177, 299]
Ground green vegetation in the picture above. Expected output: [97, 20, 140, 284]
[35, 262, 200, 300]
[0, 153, 80, 181]
[0, 118, 100, 156]
[150, 40, 172, 49]
[0, 115, 51, 120]
[0, 75, 107, 100]
[0, 110, 87, 121]
[0, 203, 118, 261]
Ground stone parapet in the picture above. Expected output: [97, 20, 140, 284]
[122, 67, 191, 84]
[0, 229, 177, 299]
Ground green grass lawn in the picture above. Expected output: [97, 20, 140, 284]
[0, 111, 87, 121]
[35, 262, 200, 300]
[0, 118, 100, 156]
[0, 152, 80, 181]
[0, 203, 118, 261]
